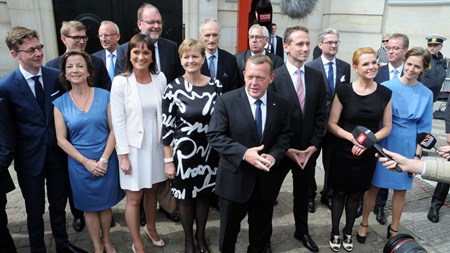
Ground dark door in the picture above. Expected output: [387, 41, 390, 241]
[52, 0, 183, 55]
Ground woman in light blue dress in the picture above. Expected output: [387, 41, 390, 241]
[54, 50, 123, 253]
[359, 47, 433, 240]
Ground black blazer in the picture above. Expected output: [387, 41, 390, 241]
[201, 48, 239, 93]
[92, 46, 126, 76]
[0, 97, 15, 195]
[235, 50, 284, 86]
[374, 65, 390, 84]
[271, 64, 327, 150]
[305, 57, 351, 115]
[207, 87, 291, 204]
[46, 54, 111, 90]
[270, 35, 284, 59]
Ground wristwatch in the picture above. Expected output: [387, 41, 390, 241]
[100, 157, 108, 164]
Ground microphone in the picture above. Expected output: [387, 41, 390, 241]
[352, 126, 402, 172]
[280, 0, 319, 19]
[416, 132, 439, 152]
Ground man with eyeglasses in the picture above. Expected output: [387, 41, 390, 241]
[421, 34, 447, 103]
[305, 27, 351, 213]
[0, 26, 87, 253]
[373, 33, 409, 226]
[93, 20, 126, 81]
[236, 24, 284, 86]
[46, 20, 111, 233]
[47, 21, 111, 91]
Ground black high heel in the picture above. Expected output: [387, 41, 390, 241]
[195, 233, 210, 253]
[387, 224, 398, 239]
[357, 222, 368, 243]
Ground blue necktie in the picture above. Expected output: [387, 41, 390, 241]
[32, 76, 45, 117]
[108, 54, 115, 81]
[255, 99, 263, 140]
[328, 62, 334, 95]
[393, 69, 399, 79]
[209, 55, 216, 79]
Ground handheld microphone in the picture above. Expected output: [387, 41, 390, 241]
[352, 126, 402, 172]
[416, 132, 439, 152]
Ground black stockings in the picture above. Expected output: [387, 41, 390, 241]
[331, 191, 363, 235]
[178, 195, 210, 253]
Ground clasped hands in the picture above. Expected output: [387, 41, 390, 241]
[82, 158, 107, 177]
[244, 145, 276, 172]
[286, 146, 317, 169]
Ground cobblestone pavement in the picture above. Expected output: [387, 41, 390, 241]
[5, 103, 450, 253]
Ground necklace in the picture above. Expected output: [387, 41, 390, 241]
[70, 88, 91, 112]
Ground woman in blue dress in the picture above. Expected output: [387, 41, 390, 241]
[54, 50, 123, 253]
[359, 47, 433, 240]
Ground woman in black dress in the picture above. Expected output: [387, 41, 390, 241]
[327, 47, 392, 252]
[162, 38, 220, 253]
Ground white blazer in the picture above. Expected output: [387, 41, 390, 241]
[110, 71, 167, 155]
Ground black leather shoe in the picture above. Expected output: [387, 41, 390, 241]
[307, 199, 315, 213]
[111, 215, 116, 227]
[374, 207, 387, 225]
[320, 196, 332, 210]
[56, 243, 88, 253]
[72, 216, 85, 232]
[140, 209, 146, 226]
[160, 208, 180, 222]
[294, 233, 319, 252]
[427, 207, 439, 223]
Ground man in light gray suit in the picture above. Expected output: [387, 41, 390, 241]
[305, 28, 351, 212]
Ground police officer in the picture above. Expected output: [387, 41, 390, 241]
[420, 34, 447, 102]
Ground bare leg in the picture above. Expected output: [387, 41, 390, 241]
[125, 190, 145, 253]
[390, 190, 406, 237]
[99, 208, 115, 253]
[84, 212, 103, 253]
[143, 184, 162, 241]
[358, 186, 379, 236]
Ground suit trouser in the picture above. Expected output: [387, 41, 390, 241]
[17, 148, 69, 253]
[374, 188, 389, 210]
[218, 180, 273, 253]
[309, 132, 333, 199]
[431, 182, 450, 209]
[0, 194, 16, 253]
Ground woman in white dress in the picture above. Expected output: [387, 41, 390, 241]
[111, 34, 167, 253]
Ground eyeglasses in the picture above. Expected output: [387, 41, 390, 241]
[382, 40, 389, 43]
[385, 46, 404, 51]
[97, 33, 118, 39]
[64, 35, 89, 42]
[249, 35, 265, 40]
[140, 20, 163, 26]
[322, 40, 340, 46]
[16, 44, 44, 54]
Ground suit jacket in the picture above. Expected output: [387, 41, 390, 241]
[201, 48, 239, 93]
[0, 67, 64, 176]
[271, 64, 326, 151]
[120, 37, 183, 84]
[207, 87, 291, 204]
[0, 97, 15, 195]
[92, 47, 126, 77]
[46, 54, 111, 90]
[235, 50, 284, 86]
[305, 57, 351, 115]
[110, 72, 167, 155]
[375, 65, 390, 84]
[270, 35, 284, 59]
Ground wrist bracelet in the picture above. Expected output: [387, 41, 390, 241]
[164, 157, 174, 163]
[414, 154, 422, 159]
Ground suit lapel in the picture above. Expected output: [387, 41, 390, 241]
[41, 68, 53, 124]
[14, 69, 45, 120]
[263, 93, 276, 141]
[238, 88, 260, 142]
[281, 66, 304, 117]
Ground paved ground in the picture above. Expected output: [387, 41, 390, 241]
[5, 102, 450, 253]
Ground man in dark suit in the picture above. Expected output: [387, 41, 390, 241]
[235, 24, 284, 86]
[93, 20, 126, 80]
[119, 3, 183, 85]
[0, 97, 16, 253]
[208, 55, 291, 253]
[0, 26, 86, 253]
[305, 27, 351, 212]
[199, 17, 239, 93]
[373, 33, 409, 225]
[271, 26, 326, 253]
[270, 23, 284, 59]
[46, 20, 111, 91]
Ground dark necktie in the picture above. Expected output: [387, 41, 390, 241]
[32, 76, 45, 117]
[328, 62, 335, 95]
[255, 99, 263, 140]
[209, 55, 216, 79]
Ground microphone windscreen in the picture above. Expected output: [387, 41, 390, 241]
[416, 132, 437, 150]
[352, 126, 376, 148]
[280, 0, 319, 19]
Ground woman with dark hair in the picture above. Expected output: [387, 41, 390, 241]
[359, 47, 433, 241]
[53, 50, 123, 253]
[111, 34, 167, 252]
[327, 47, 392, 252]
[162, 38, 221, 253]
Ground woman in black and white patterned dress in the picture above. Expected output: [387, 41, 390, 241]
[162, 38, 220, 253]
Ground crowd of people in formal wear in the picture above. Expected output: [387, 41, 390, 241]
[1, 2, 449, 253]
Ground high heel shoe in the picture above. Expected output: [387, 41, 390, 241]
[131, 244, 136, 253]
[329, 235, 341, 252]
[387, 224, 398, 239]
[356, 222, 368, 244]
[144, 225, 166, 247]
[342, 229, 353, 252]
[195, 233, 210, 253]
